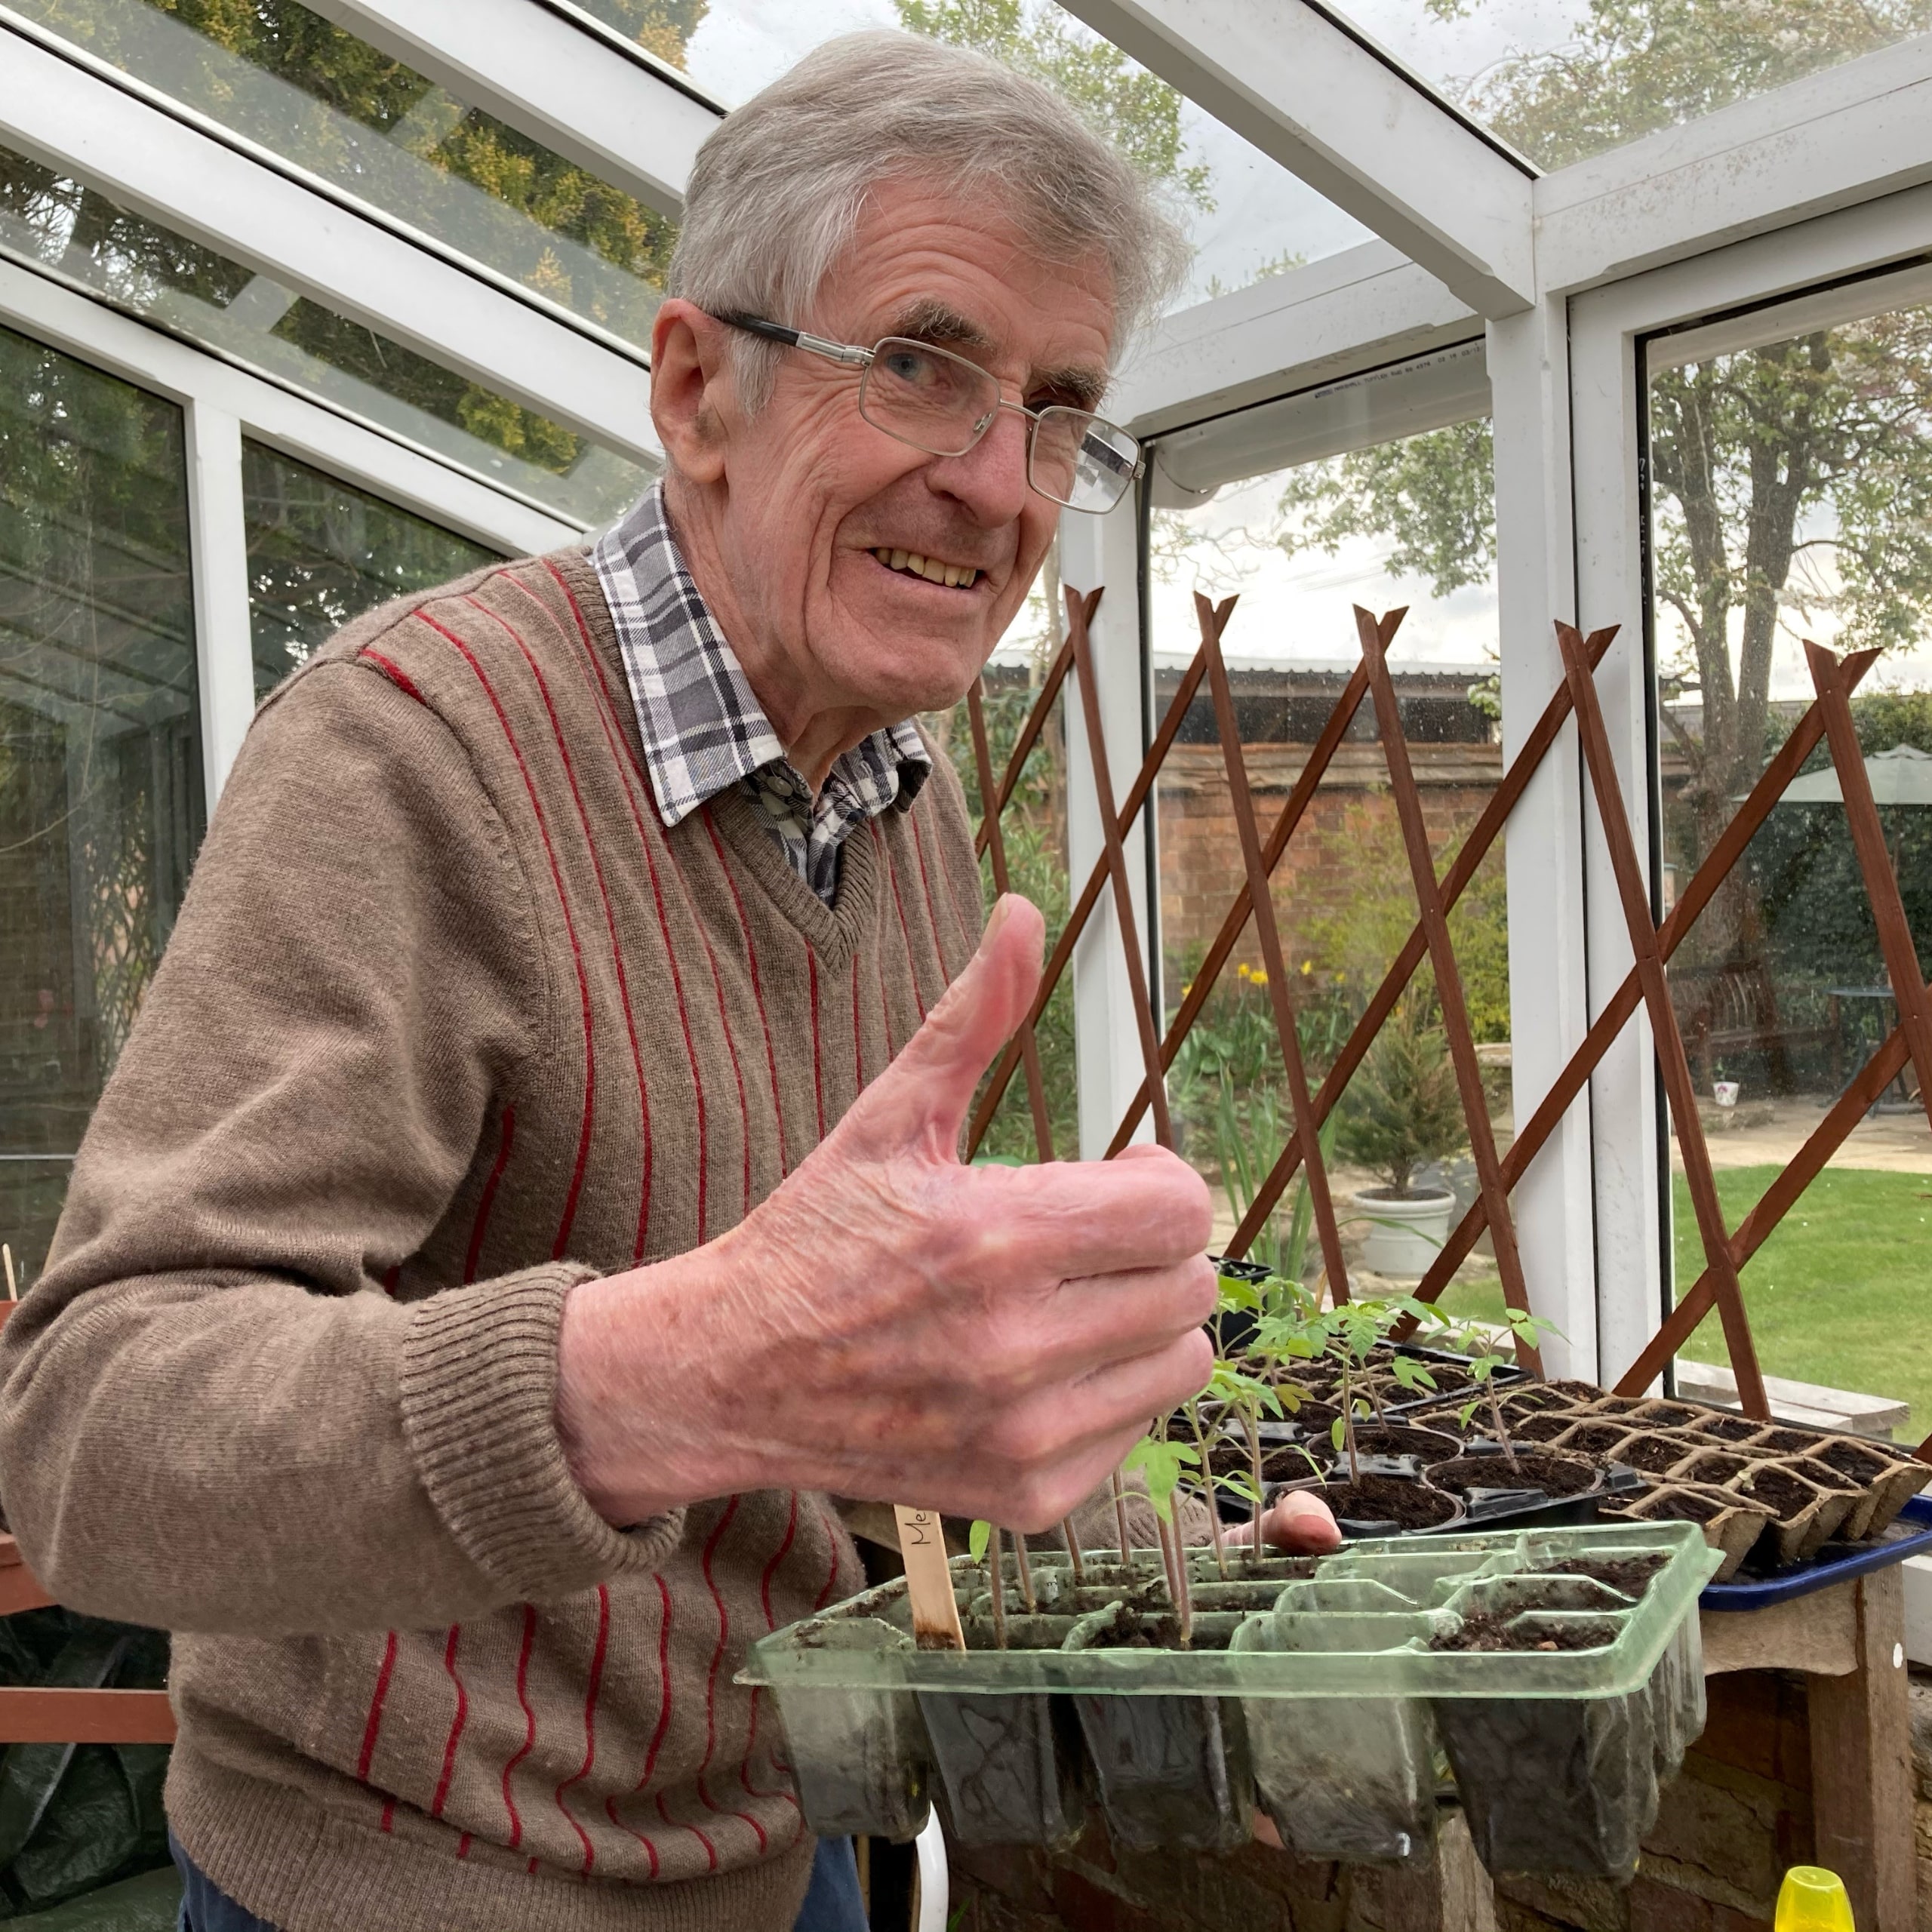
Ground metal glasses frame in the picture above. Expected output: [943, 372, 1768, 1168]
[714, 312, 1145, 513]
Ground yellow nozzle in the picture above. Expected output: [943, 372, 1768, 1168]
[1776, 1867, 1854, 1932]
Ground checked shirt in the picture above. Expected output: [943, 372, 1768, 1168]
[592, 485, 930, 902]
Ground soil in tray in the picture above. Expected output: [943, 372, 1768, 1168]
[1694, 1414, 1766, 1444]
[1811, 1439, 1899, 1481]
[1546, 1554, 1668, 1598]
[1614, 1432, 1703, 1478]
[1551, 1420, 1643, 1458]
[1312, 1424, 1463, 1467]
[1431, 1614, 1620, 1653]
[1432, 1452, 1599, 1500]
[1291, 1474, 1463, 1534]
[1737, 1466, 1823, 1519]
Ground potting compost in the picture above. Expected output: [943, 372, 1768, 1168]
[740, 1521, 1721, 1880]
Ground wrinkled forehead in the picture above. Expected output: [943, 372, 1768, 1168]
[816, 179, 1118, 411]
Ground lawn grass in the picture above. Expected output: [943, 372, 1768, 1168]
[1432, 1165, 1932, 1435]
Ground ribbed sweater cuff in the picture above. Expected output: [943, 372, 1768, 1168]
[399, 1267, 685, 1598]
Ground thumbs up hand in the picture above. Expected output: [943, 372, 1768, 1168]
[558, 894, 1221, 1532]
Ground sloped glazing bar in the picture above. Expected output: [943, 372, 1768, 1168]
[0, 144, 653, 525]
[3, 0, 678, 349]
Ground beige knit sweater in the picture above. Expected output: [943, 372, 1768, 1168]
[0, 552, 985, 1932]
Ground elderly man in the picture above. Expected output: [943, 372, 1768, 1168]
[0, 29, 1335, 1932]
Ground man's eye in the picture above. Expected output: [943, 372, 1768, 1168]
[881, 348, 939, 386]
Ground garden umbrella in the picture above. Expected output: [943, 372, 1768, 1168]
[1778, 743, 1932, 804]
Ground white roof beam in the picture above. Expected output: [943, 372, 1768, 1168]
[1536, 34, 1932, 297]
[302, 0, 722, 220]
[0, 29, 660, 466]
[1115, 240, 1479, 440]
[1059, 0, 1537, 317]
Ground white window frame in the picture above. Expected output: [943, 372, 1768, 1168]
[0, 254, 583, 818]
[1567, 182, 1932, 1387]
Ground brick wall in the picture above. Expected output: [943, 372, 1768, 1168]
[1156, 743, 1504, 970]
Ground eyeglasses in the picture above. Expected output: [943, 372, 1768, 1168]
[715, 313, 1143, 515]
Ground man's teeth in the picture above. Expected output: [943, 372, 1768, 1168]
[872, 547, 979, 589]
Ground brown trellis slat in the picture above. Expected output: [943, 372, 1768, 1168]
[1555, 620, 1768, 1417]
[967, 679, 1056, 1160]
[1807, 641, 1932, 1098]
[966, 627, 1211, 1159]
[1414, 645, 1881, 1314]
[973, 635, 1072, 857]
[1106, 661, 1372, 1157]
[1066, 585, 1173, 1148]
[1223, 629, 1618, 1257]
[1359, 606, 1542, 1369]
[963, 587, 1924, 1442]
[1197, 591, 1352, 1302]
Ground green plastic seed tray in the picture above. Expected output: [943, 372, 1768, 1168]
[741, 1524, 1720, 1872]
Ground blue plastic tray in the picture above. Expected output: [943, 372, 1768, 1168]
[1700, 1491, 1932, 1610]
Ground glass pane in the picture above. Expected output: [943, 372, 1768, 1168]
[0, 146, 653, 527]
[1148, 420, 1506, 1293]
[11, 0, 678, 347]
[0, 322, 202, 1291]
[663, 1, 1373, 309]
[242, 441, 501, 700]
[1647, 297, 1932, 1438]
[1334, 1, 1932, 174]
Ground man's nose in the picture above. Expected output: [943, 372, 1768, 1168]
[924, 400, 1032, 523]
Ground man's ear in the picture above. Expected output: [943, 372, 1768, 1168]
[650, 300, 733, 485]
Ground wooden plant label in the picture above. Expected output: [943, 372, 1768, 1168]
[893, 1505, 964, 1651]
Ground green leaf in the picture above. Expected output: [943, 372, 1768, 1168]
[1330, 1417, 1346, 1455]
[968, 1520, 991, 1564]
[1122, 1437, 1199, 1522]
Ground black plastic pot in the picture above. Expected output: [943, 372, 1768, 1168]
[917, 1690, 1085, 1849]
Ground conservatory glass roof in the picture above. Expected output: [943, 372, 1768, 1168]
[1333, 0, 1932, 173]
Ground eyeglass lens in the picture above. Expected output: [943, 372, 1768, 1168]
[857, 337, 1135, 513]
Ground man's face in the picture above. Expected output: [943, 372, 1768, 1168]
[667, 177, 1117, 724]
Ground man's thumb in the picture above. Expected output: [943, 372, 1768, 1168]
[847, 893, 1044, 1159]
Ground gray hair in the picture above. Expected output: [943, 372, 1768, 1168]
[666, 29, 1190, 409]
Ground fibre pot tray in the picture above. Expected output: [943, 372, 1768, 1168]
[740, 1523, 1720, 1873]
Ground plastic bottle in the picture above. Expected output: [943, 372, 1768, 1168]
[1775, 1866, 1855, 1932]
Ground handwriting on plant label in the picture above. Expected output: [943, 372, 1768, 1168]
[893, 1503, 964, 1651]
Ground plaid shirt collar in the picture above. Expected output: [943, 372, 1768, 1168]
[591, 485, 929, 898]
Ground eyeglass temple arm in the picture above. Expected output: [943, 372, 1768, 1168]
[715, 313, 872, 368]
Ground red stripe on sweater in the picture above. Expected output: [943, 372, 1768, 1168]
[604, 1572, 672, 1875]
[741, 1493, 801, 1804]
[869, 827, 898, 1057]
[502, 1604, 537, 1850]
[850, 954, 864, 1091]
[805, 951, 827, 1143]
[355, 1631, 398, 1784]
[457, 1832, 472, 1860]
[380, 1799, 395, 1834]
[700, 805, 789, 1177]
[909, 812, 965, 985]
[693, 1498, 767, 1852]
[881, 821, 929, 1020]
[414, 610, 595, 1258]
[463, 1106, 515, 1285]
[658, 1789, 717, 1873]
[468, 592, 654, 1261]
[673, 835, 753, 1223]
[359, 646, 426, 706]
[553, 1583, 610, 1874]
[431, 1624, 469, 1819]
[519, 565, 716, 1242]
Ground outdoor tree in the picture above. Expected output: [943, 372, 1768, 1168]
[1269, 0, 1932, 958]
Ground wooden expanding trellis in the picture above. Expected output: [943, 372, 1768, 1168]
[968, 585, 1932, 1463]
